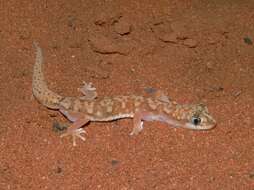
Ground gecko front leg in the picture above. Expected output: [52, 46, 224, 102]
[130, 110, 183, 136]
[129, 110, 146, 135]
[154, 90, 171, 103]
[78, 81, 97, 101]
[130, 110, 161, 135]
[59, 107, 90, 146]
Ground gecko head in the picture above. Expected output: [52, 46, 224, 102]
[183, 104, 216, 130]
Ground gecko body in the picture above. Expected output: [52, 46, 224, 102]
[32, 43, 216, 146]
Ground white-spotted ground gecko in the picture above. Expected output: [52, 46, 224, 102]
[32, 42, 216, 146]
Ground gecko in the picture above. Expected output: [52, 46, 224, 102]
[32, 42, 216, 146]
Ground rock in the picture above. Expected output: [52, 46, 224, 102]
[114, 19, 132, 35]
[88, 34, 129, 55]
[94, 13, 108, 26]
[207, 34, 221, 45]
[183, 38, 198, 48]
[158, 32, 178, 43]
[170, 21, 188, 40]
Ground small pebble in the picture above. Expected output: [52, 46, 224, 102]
[111, 159, 119, 166]
[144, 87, 157, 94]
[232, 90, 241, 97]
[243, 37, 253, 45]
[52, 121, 68, 132]
[249, 172, 254, 179]
[206, 61, 215, 70]
[55, 166, 62, 174]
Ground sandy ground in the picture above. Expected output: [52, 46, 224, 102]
[0, 0, 253, 189]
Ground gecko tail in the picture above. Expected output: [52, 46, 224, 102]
[32, 42, 63, 109]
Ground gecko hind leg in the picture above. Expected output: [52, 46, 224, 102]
[144, 88, 170, 103]
[78, 81, 97, 101]
[59, 108, 90, 146]
[154, 90, 171, 103]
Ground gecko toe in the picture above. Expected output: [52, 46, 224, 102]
[61, 128, 87, 146]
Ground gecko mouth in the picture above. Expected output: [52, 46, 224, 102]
[183, 122, 216, 130]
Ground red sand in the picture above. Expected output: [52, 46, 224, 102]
[0, 1, 253, 189]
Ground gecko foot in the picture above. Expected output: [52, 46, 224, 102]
[130, 121, 144, 136]
[78, 81, 97, 101]
[60, 128, 87, 146]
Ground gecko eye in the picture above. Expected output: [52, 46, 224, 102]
[191, 116, 201, 126]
